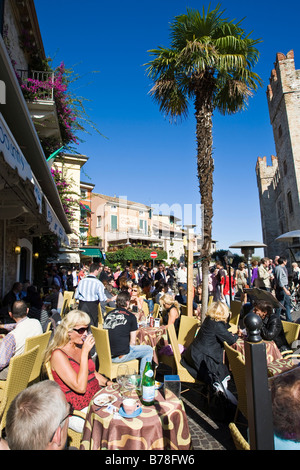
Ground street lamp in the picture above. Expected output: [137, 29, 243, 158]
[224, 250, 234, 304]
[229, 240, 267, 287]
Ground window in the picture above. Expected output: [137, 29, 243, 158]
[139, 219, 147, 234]
[111, 205, 117, 212]
[111, 215, 118, 231]
[97, 216, 102, 228]
[287, 191, 294, 214]
[81, 189, 87, 198]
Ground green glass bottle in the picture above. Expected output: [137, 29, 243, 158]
[141, 361, 155, 406]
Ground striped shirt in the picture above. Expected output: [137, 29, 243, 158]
[75, 275, 107, 302]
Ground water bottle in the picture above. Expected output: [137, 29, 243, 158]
[141, 361, 155, 406]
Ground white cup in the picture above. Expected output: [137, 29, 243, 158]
[122, 398, 139, 415]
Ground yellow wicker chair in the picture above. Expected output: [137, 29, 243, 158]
[282, 320, 300, 348]
[229, 300, 242, 328]
[224, 342, 247, 422]
[159, 324, 207, 393]
[98, 304, 105, 326]
[152, 303, 161, 318]
[44, 361, 86, 449]
[142, 300, 149, 318]
[229, 422, 250, 450]
[0, 346, 39, 434]
[177, 316, 199, 349]
[179, 304, 187, 316]
[63, 290, 75, 307]
[24, 331, 51, 385]
[90, 326, 139, 380]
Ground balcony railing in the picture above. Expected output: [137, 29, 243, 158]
[17, 69, 54, 101]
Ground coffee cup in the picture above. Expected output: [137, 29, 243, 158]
[122, 398, 139, 415]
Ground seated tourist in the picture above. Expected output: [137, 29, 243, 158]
[159, 293, 181, 333]
[181, 301, 238, 391]
[44, 310, 113, 433]
[0, 300, 43, 380]
[253, 300, 290, 352]
[271, 367, 300, 449]
[103, 291, 153, 376]
[5, 380, 70, 450]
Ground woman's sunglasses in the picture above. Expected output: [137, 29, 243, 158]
[73, 327, 89, 335]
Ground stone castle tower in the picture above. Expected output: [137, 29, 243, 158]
[256, 50, 300, 260]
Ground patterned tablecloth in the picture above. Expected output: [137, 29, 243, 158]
[233, 337, 299, 377]
[80, 385, 192, 450]
[233, 337, 282, 364]
[135, 325, 168, 364]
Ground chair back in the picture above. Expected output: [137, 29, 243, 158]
[224, 342, 247, 420]
[98, 304, 104, 326]
[230, 300, 242, 317]
[90, 326, 138, 380]
[105, 306, 114, 315]
[282, 320, 300, 347]
[24, 331, 51, 384]
[179, 304, 187, 316]
[63, 290, 74, 306]
[166, 324, 196, 383]
[229, 423, 250, 450]
[177, 316, 199, 348]
[0, 346, 39, 433]
[45, 361, 54, 381]
[152, 303, 160, 318]
[142, 300, 149, 318]
[60, 298, 69, 318]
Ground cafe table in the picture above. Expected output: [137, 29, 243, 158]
[232, 336, 282, 364]
[80, 384, 192, 450]
[135, 325, 168, 365]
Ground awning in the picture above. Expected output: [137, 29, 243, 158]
[80, 204, 91, 212]
[0, 111, 69, 245]
[80, 247, 103, 259]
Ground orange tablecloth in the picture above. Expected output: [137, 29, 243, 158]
[135, 325, 168, 364]
[80, 385, 192, 450]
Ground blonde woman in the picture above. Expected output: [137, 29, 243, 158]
[159, 293, 181, 332]
[129, 285, 146, 321]
[181, 302, 239, 387]
[44, 310, 112, 432]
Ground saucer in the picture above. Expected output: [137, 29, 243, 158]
[119, 406, 142, 418]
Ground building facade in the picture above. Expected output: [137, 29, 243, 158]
[256, 50, 300, 260]
[0, 0, 71, 296]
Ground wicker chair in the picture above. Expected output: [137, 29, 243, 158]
[24, 331, 51, 385]
[177, 316, 199, 349]
[159, 324, 208, 400]
[282, 320, 300, 349]
[179, 304, 187, 316]
[90, 326, 139, 380]
[44, 361, 86, 449]
[224, 341, 247, 422]
[0, 346, 39, 434]
[152, 303, 161, 319]
[229, 422, 250, 450]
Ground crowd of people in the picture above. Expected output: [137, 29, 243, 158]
[1, 254, 300, 450]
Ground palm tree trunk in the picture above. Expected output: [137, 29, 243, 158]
[194, 80, 214, 322]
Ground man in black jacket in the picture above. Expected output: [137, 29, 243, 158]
[253, 300, 289, 352]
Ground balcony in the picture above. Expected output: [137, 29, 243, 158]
[18, 69, 62, 142]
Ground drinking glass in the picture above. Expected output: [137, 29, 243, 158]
[116, 364, 129, 395]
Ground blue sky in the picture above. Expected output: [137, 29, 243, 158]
[35, 0, 300, 257]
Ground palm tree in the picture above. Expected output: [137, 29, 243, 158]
[145, 4, 262, 319]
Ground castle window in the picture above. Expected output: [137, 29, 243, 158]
[287, 191, 294, 214]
